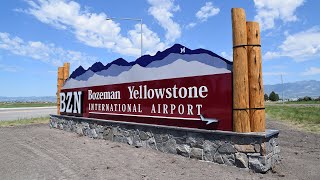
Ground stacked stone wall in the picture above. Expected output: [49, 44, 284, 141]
[50, 115, 280, 173]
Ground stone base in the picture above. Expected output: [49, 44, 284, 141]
[50, 115, 280, 173]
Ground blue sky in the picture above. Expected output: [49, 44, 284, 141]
[0, 0, 319, 96]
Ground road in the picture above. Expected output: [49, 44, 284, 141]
[0, 107, 56, 121]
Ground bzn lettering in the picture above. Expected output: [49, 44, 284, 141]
[60, 91, 82, 114]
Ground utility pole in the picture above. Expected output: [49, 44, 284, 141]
[281, 74, 284, 104]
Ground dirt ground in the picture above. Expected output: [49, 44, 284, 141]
[0, 119, 319, 180]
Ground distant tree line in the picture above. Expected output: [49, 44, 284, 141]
[297, 96, 320, 101]
[264, 91, 320, 102]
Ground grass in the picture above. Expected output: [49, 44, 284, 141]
[0, 116, 49, 127]
[284, 100, 320, 104]
[0, 102, 56, 108]
[266, 105, 320, 132]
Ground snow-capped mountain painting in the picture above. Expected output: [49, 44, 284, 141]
[63, 44, 233, 89]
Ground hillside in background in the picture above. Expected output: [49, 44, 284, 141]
[264, 80, 320, 99]
[1, 80, 319, 102]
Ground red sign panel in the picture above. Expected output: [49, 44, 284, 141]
[60, 73, 232, 131]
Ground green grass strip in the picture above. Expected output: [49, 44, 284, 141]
[0, 117, 50, 127]
[284, 101, 320, 104]
[266, 105, 320, 132]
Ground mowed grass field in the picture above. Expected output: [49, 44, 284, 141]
[0, 102, 56, 108]
[266, 105, 320, 132]
[0, 117, 49, 127]
[284, 100, 320, 104]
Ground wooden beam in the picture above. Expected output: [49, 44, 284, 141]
[63, 62, 70, 81]
[231, 8, 251, 132]
[247, 22, 265, 132]
[57, 67, 64, 115]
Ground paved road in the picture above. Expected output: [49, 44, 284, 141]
[0, 107, 56, 121]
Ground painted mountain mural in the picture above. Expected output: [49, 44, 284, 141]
[63, 44, 233, 89]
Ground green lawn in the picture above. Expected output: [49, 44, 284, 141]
[283, 100, 320, 104]
[0, 117, 50, 127]
[0, 102, 56, 108]
[266, 105, 320, 132]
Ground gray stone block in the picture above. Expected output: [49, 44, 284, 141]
[146, 138, 157, 150]
[249, 156, 271, 173]
[114, 135, 126, 143]
[274, 146, 280, 154]
[81, 122, 89, 128]
[213, 153, 224, 164]
[103, 128, 113, 141]
[132, 134, 142, 148]
[186, 137, 203, 148]
[222, 154, 235, 166]
[162, 139, 177, 154]
[161, 134, 170, 142]
[254, 144, 261, 153]
[234, 144, 255, 153]
[88, 129, 98, 138]
[176, 144, 191, 157]
[139, 131, 150, 141]
[190, 148, 203, 160]
[218, 143, 236, 154]
[202, 140, 218, 162]
[235, 152, 248, 168]
[126, 137, 133, 145]
[76, 126, 83, 135]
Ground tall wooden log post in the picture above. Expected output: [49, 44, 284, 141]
[231, 8, 251, 132]
[247, 22, 265, 132]
[57, 67, 64, 115]
[63, 62, 70, 81]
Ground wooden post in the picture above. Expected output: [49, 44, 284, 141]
[247, 22, 265, 132]
[57, 67, 64, 115]
[63, 62, 70, 81]
[231, 8, 251, 132]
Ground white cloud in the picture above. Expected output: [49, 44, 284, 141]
[186, 2, 219, 29]
[263, 72, 288, 76]
[196, 2, 220, 22]
[23, 0, 167, 57]
[128, 24, 166, 56]
[254, 0, 304, 30]
[264, 27, 320, 61]
[0, 32, 97, 68]
[220, 51, 232, 61]
[186, 22, 197, 29]
[147, 0, 181, 43]
[302, 67, 320, 75]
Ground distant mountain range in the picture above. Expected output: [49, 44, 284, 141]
[0, 96, 56, 103]
[0, 80, 318, 102]
[264, 80, 320, 99]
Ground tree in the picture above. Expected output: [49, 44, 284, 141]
[269, 91, 280, 101]
[303, 96, 312, 101]
[264, 94, 269, 101]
